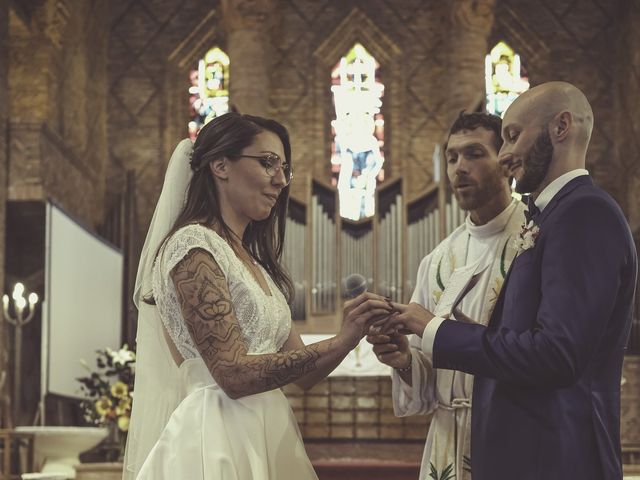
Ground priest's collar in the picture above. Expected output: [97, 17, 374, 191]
[466, 199, 519, 239]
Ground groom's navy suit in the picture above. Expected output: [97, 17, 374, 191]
[433, 175, 637, 480]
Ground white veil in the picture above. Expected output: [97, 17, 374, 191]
[122, 139, 194, 479]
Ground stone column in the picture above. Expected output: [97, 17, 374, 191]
[0, 0, 9, 428]
[446, 0, 497, 119]
[220, 0, 274, 116]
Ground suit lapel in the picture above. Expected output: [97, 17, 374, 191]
[487, 175, 593, 329]
[536, 175, 593, 226]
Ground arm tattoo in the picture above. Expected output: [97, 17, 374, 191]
[171, 248, 333, 398]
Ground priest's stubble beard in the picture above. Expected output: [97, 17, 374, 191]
[453, 165, 506, 213]
[515, 128, 554, 195]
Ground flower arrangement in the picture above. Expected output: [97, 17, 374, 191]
[77, 345, 135, 435]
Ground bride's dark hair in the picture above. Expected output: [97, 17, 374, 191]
[148, 112, 294, 303]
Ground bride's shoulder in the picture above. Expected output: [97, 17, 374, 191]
[169, 223, 225, 246]
[152, 225, 233, 291]
[160, 224, 231, 268]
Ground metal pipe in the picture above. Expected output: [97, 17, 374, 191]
[311, 196, 318, 313]
[396, 194, 403, 302]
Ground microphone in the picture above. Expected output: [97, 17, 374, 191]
[342, 273, 368, 299]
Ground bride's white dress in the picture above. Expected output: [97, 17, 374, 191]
[136, 224, 317, 479]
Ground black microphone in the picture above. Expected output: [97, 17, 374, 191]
[342, 273, 368, 299]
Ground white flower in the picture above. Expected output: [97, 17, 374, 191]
[108, 345, 136, 366]
[515, 221, 540, 253]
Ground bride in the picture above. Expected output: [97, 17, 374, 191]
[122, 112, 391, 479]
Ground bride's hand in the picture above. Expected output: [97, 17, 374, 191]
[339, 292, 394, 349]
[373, 302, 435, 338]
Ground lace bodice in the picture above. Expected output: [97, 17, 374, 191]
[151, 224, 292, 360]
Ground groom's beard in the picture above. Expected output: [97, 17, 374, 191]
[515, 129, 554, 194]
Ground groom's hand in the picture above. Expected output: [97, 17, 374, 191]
[339, 293, 395, 349]
[375, 302, 435, 338]
[366, 328, 411, 369]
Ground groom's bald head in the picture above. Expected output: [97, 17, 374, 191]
[499, 82, 594, 196]
[506, 81, 593, 149]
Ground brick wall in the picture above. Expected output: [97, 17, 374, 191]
[8, 0, 109, 227]
[268, 0, 494, 203]
[0, 0, 8, 428]
[102, 0, 637, 251]
[283, 377, 429, 441]
[614, 0, 640, 232]
[622, 356, 640, 456]
[615, 0, 640, 452]
[106, 0, 219, 247]
[491, 0, 621, 203]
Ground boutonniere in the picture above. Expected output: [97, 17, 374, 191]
[515, 220, 540, 253]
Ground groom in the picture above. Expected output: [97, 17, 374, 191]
[381, 81, 637, 480]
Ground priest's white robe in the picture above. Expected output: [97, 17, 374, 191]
[392, 199, 526, 480]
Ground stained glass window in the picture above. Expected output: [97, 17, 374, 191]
[188, 47, 230, 141]
[485, 41, 529, 118]
[330, 43, 385, 221]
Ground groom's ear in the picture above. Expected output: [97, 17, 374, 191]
[209, 158, 229, 180]
[550, 111, 572, 143]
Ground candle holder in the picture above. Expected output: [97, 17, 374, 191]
[2, 283, 38, 425]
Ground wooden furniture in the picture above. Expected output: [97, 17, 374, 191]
[307, 441, 422, 480]
[74, 462, 122, 480]
[0, 429, 35, 480]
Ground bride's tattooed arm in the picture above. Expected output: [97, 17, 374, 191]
[170, 248, 391, 399]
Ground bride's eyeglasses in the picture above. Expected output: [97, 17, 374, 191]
[237, 153, 293, 185]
